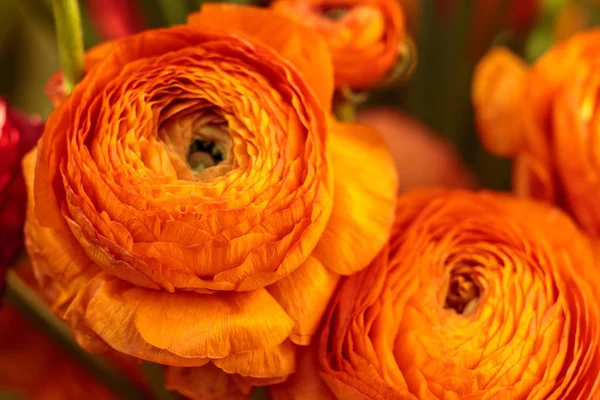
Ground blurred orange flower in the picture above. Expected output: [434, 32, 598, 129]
[358, 107, 475, 192]
[473, 31, 600, 236]
[25, 4, 397, 399]
[270, 0, 411, 89]
[274, 190, 600, 399]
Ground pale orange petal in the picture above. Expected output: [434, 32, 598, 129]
[188, 4, 334, 109]
[71, 276, 294, 365]
[472, 47, 528, 157]
[312, 121, 397, 275]
[212, 340, 296, 379]
[166, 364, 249, 400]
[267, 255, 339, 345]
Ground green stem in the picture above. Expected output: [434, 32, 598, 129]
[333, 101, 356, 122]
[52, 0, 84, 94]
[5, 271, 147, 400]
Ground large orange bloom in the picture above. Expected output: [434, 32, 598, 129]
[473, 31, 600, 237]
[24, 4, 397, 399]
[270, 0, 410, 89]
[272, 190, 600, 399]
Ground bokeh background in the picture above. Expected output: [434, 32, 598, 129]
[0, 0, 597, 189]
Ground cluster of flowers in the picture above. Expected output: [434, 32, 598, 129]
[2, 1, 600, 399]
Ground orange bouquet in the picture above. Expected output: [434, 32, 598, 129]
[473, 31, 600, 236]
[23, 4, 397, 399]
[9, 0, 600, 399]
[274, 190, 600, 399]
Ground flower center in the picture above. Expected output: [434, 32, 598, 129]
[444, 273, 480, 315]
[187, 138, 225, 172]
[323, 7, 349, 20]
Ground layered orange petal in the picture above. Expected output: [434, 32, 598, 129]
[64, 275, 293, 366]
[188, 4, 334, 109]
[312, 190, 600, 399]
[213, 339, 296, 379]
[271, 0, 409, 89]
[33, 25, 332, 293]
[312, 121, 397, 275]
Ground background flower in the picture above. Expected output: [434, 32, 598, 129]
[473, 30, 600, 236]
[0, 97, 43, 292]
[357, 107, 475, 192]
[275, 190, 600, 399]
[270, 0, 411, 89]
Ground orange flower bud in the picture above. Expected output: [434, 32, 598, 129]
[270, 0, 411, 89]
[25, 5, 397, 399]
[273, 190, 600, 399]
[473, 30, 600, 236]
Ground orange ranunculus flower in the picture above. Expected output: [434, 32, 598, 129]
[269, 0, 411, 90]
[24, 4, 397, 399]
[473, 30, 600, 236]
[272, 190, 600, 399]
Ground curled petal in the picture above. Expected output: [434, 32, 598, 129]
[312, 121, 397, 275]
[267, 255, 340, 345]
[212, 339, 296, 379]
[68, 276, 293, 365]
[472, 47, 528, 157]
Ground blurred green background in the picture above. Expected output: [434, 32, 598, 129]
[0, 0, 596, 189]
